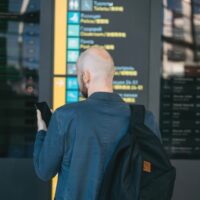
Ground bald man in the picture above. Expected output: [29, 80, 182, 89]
[33, 47, 161, 200]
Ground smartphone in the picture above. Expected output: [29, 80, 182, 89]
[35, 102, 52, 127]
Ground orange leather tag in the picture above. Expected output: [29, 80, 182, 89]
[143, 161, 152, 173]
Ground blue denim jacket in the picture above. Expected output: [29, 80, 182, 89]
[33, 92, 161, 200]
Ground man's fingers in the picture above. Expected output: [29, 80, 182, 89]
[37, 109, 42, 121]
[36, 109, 47, 131]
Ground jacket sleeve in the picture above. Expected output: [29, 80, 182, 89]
[33, 110, 64, 181]
[144, 111, 162, 142]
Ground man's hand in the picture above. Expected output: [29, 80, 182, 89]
[36, 109, 47, 131]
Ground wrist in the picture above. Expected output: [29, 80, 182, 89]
[37, 128, 47, 132]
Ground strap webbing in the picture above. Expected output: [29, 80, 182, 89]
[129, 104, 145, 133]
[130, 104, 145, 124]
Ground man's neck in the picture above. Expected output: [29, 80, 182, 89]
[88, 86, 113, 97]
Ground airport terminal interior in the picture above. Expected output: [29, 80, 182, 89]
[0, 0, 200, 199]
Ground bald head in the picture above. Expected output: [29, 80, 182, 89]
[77, 46, 115, 79]
[76, 46, 115, 98]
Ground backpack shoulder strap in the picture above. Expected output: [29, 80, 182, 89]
[129, 104, 145, 125]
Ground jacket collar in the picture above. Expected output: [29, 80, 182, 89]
[88, 92, 124, 102]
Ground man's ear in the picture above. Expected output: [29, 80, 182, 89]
[82, 70, 90, 85]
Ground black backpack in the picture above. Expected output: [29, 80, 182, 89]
[97, 105, 176, 200]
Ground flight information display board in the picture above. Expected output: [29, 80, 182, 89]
[53, 0, 150, 110]
[160, 0, 200, 159]
[0, 0, 40, 158]
[52, 0, 151, 197]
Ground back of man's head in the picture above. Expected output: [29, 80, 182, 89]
[76, 46, 115, 97]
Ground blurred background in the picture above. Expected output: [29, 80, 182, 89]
[0, 0, 200, 199]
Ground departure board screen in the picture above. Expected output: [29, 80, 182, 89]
[160, 0, 200, 159]
[52, 1, 151, 197]
[0, 0, 40, 157]
[53, 0, 150, 110]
